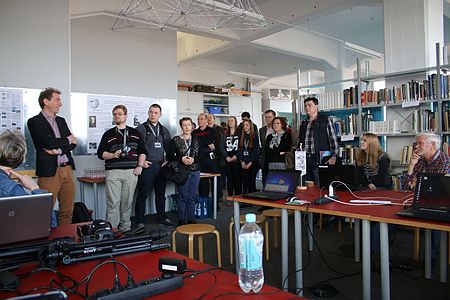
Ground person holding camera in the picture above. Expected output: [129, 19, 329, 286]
[97, 105, 145, 233]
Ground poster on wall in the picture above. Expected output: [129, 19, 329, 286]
[86, 94, 159, 154]
[0, 88, 24, 133]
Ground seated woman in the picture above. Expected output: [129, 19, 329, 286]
[264, 117, 292, 171]
[167, 117, 200, 226]
[356, 132, 392, 190]
[0, 130, 56, 226]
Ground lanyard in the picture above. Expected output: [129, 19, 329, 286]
[244, 138, 249, 151]
[117, 127, 128, 147]
[148, 122, 159, 138]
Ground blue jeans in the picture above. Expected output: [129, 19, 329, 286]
[135, 163, 167, 223]
[177, 171, 200, 222]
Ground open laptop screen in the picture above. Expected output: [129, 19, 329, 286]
[414, 174, 450, 209]
[264, 170, 299, 193]
[318, 165, 358, 189]
[0, 193, 53, 245]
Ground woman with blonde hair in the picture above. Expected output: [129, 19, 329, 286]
[356, 133, 392, 190]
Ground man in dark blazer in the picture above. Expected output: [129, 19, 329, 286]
[28, 87, 77, 225]
[259, 109, 276, 184]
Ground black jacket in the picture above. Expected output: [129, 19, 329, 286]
[27, 112, 76, 177]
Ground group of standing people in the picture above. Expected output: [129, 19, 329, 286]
[0, 89, 448, 233]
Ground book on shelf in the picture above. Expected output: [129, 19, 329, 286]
[443, 102, 450, 131]
[443, 141, 449, 156]
[338, 145, 356, 164]
[400, 144, 413, 165]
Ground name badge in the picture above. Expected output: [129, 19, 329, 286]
[243, 151, 249, 156]
[154, 142, 162, 148]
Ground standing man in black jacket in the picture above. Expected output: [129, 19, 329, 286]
[134, 104, 172, 228]
[298, 97, 339, 185]
[27, 87, 77, 225]
[259, 109, 276, 184]
[97, 105, 146, 232]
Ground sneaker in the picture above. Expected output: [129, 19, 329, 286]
[159, 218, 174, 227]
[135, 223, 145, 230]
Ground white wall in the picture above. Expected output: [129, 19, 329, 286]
[0, 0, 71, 116]
[71, 15, 177, 99]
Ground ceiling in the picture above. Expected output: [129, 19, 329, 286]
[69, 0, 449, 88]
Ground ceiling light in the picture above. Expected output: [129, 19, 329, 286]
[112, 0, 268, 32]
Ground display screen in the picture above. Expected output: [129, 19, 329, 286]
[415, 174, 450, 209]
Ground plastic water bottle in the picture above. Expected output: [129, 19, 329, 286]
[238, 213, 264, 293]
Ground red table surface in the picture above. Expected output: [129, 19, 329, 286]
[230, 187, 450, 231]
[0, 225, 303, 300]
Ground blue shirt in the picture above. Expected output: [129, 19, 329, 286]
[0, 168, 57, 227]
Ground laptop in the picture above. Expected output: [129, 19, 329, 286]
[0, 193, 53, 245]
[396, 174, 450, 222]
[242, 170, 300, 201]
[318, 164, 359, 190]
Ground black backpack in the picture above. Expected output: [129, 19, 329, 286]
[72, 202, 93, 223]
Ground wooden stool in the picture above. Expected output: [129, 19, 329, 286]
[262, 209, 293, 255]
[229, 214, 267, 264]
[172, 224, 222, 267]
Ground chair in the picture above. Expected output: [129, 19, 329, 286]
[229, 214, 267, 264]
[262, 209, 293, 255]
[172, 224, 222, 267]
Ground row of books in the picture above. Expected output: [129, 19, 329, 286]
[361, 73, 449, 105]
[412, 108, 437, 133]
[302, 87, 358, 111]
[400, 145, 414, 165]
[330, 114, 358, 137]
[391, 173, 407, 191]
[338, 145, 356, 164]
[305, 73, 450, 111]
[368, 120, 401, 134]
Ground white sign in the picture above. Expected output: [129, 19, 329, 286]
[401, 100, 420, 108]
[0, 88, 24, 133]
[295, 150, 306, 175]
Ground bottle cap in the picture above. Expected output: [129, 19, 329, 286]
[245, 213, 256, 223]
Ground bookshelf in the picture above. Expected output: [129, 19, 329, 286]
[297, 43, 450, 167]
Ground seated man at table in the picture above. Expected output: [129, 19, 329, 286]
[403, 132, 450, 263]
[403, 132, 449, 189]
[0, 130, 57, 227]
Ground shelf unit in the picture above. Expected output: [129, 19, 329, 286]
[177, 91, 262, 128]
[298, 43, 449, 166]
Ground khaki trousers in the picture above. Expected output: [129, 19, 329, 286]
[105, 169, 138, 231]
[38, 165, 75, 225]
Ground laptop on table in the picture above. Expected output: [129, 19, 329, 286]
[318, 164, 360, 190]
[0, 193, 53, 245]
[242, 170, 300, 201]
[396, 174, 450, 222]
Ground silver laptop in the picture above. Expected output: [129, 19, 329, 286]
[0, 193, 53, 245]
